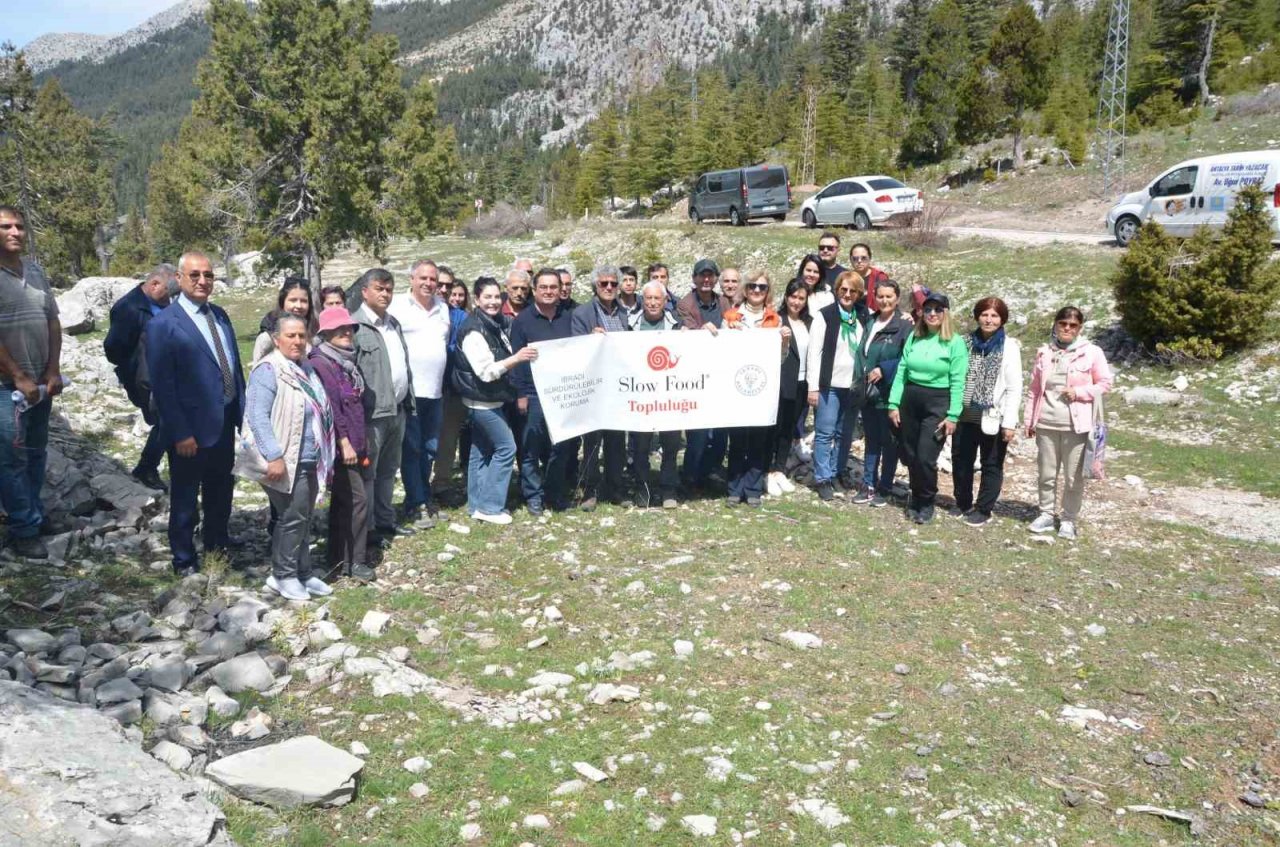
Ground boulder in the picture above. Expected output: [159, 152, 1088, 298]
[0, 681, 231, 845]
[205, 735, 364, 808]
[55, 277, 137, 335]
[1124, 386, 1185, 406]
[209, 653, 275, 693]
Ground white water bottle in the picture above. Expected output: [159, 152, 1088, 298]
[11, 376, 72, 413]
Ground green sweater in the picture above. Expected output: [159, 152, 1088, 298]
[887, 332, 970, 421]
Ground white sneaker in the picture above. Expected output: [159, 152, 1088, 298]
[266, 575, 311, 602]
[471, 511, 513, 526]
[1029, 513, 1057, 534]
[303, 576, 333, 597]
[1057, 521, 1077, 541]
[778, 474, 796, 493]
[766, 472, 783, 497]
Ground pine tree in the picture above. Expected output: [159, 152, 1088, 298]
[958, 1, 1052, 166]
[899, 0, 971, 164]
[820, 0, 869, 91]
[957, 0, 1011, 58]
[111, 210, 154, 275]
[195, 0, 409, 282]
[890, 0, 935, 104]
[574, 107, 623, 214]
[0, 45, 38, 262]
[383, 77, 461, 238]
[18, 79, 114, 282]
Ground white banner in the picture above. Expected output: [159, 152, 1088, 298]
[530, 330, 781, 443]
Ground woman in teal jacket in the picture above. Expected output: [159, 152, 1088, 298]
[887, 292, 968, 524]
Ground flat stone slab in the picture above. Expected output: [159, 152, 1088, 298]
[0, 681, 231, 846]
[205, 735, 364, 809]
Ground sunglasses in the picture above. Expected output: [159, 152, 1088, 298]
[850, 255, 870, 263]
[186, 271, 216, 281]
[922, 305, 945, 315]
[597, 280, 619, 289]
[745, 282, 768, 292]
[818, 245, 838, 252]
[1056, 320, 1082, 329]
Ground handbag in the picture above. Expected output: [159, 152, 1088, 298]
[1083, 393, 1108, 481]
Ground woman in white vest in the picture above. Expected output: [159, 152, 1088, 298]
[237, 314, 335, 601]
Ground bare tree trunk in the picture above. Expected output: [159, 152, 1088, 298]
[302, 243, 320, 287]
[94, 223, 110, 274]
[221, 235, 236, 287]
[1198, 6, 1219, 105]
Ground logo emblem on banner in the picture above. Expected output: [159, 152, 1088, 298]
[646, 346, 679, 370]
[734, 364, 767, 396]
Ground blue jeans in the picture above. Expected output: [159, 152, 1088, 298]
[813, 388, 855, 484]
[0, 390, 51, 539]
[682, 428, 727, 487]
[862, 405, 899, 494]
[467, 406, 515, 515]
[401, 396, 443, 511]
[519, 397, 570, 510]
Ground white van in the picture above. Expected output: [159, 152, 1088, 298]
[1106, 150, 1280, 246]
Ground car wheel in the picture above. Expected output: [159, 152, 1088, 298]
[853, 209, 871, 231]
[1114, 215, 1139, 247]
[730, 207, 743, 227]
[689, 206, 701, 224]
[802, 209, 816, 228]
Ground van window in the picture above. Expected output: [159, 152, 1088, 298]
[867, 178, 905, 190]
[1152, 166, 1197, 197]
[746, 169, 786, 190]
[708, 177, 724, 192]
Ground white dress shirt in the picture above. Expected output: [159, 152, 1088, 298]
[388, 292, 450, 399]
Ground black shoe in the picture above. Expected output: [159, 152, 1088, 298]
[38, 515, 73, 536]
[131, 469, 168, 492]
[527, 502, 545, 517]
[964, 510, 992, 527]
[947, 505, 967, 518]
[377, 524, 417, 538]
[404, 506, 437, 530]
[837, 472, 858, 491]
[9, 536, 48, 559]
[745, 496, 762, 507]
[349, 562, 377, 583]
[817, 482, 835, 502]
[870, 493, 890, 508]
[916, 504, 935, 524]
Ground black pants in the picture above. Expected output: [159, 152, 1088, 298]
[328, 462, 369, 570]
[581, 430, 626, 501]
[168, 407, 236, 572]
[772, 381, 807, 470]
[727, 425, 771, 500]
[895, 383, 950, 508]
[951, 420, 1009, 516]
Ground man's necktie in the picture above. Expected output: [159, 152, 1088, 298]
[202, 306, 234, 403]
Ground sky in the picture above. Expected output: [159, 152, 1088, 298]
[4, 0, 177, 49]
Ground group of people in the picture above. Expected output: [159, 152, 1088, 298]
[0, 201, 1115, 603]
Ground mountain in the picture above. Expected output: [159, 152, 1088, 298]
[28, 0, 840, 209]
[22, 1, 211, 73]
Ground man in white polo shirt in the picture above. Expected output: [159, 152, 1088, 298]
[389, 259, 451, 528]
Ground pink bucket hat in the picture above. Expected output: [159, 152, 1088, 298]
[317, 306, 357, 333]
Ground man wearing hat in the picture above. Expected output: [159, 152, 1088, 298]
[675, 259, 732, 492]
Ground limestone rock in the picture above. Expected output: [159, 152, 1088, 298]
[0, 681, 231, 845]
[209, 653, 275, 693]
[205, 735, 364, 808]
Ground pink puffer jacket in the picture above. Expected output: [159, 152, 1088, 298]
[1024, 341, 1113, 434]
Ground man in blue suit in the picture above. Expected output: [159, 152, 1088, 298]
[145, 251, 246, 576]
[104, 264, 175, 491]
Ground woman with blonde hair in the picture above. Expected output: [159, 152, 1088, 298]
[722, 271, 788, 506]
[806, 271, 870, 501]
[887, 292, 968, 524]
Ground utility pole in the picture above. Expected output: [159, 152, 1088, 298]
[1096, 0, 1130, 198]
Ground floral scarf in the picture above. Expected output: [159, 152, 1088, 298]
[963, 328, 1005, 410]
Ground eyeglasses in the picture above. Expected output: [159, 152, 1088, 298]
[745, 283, 768, 292]
[597, 280, 619, 289]
[850, 255, 870, 263]
[1056, 320, 1082, 329]
[818, 244, 838, 252]
[186, 271, 216, 281]
[922, 306, 945, 315]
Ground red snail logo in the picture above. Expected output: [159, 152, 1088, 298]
[646, 346, 679, 371]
